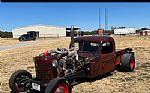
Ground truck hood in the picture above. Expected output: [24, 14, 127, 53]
[34, 55, 57, 64]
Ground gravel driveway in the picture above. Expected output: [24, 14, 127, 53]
[0, 41, 39, 51]
[0, 39, 52, 51]
[0, 38, 67, 51]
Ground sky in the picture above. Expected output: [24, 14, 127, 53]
[1, 2, 150, 32]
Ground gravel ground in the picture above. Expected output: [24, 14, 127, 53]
[0, 36, 150, 93]
[0, 41, 38, 51]
[0, 38, 59, 51]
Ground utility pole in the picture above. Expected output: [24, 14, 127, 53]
[69, 25, 74, 49]
[99, 8, 101, 29]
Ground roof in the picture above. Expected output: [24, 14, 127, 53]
[114, 27, 136, 30]
[66, 27, 81, 30]
[74, 36, 114, 43]
[140, 30, 150, 31]
[13, 24, 65, 30]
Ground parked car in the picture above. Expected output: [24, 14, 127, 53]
[18, 34, 36, 41]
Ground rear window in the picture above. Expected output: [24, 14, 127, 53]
[78, 42, 99, 52]
[101, 41, 113, 54]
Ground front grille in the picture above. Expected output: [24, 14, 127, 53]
[35, 62, 55, 83]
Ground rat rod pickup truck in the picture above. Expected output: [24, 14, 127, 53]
[9, 27, 135, 93]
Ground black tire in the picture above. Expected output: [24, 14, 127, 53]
[45, 77, 72, 93]
[21, 38, 24, 41]
[119, 53, 135, 72]
[33, 37, 36, 41]
[18, 38, 22, 41]
[9, 70, 32, 93]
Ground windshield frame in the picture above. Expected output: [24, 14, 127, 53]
[75, 41, 101, 54]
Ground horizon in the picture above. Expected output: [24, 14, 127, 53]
[1, 2, 150, 32]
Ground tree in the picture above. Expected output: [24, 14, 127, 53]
[141, 28, 147, 30]
[0, 31, 13, 38]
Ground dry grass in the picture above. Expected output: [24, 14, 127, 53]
[0, 36, 150, 93]
[0, 39, 20, 46]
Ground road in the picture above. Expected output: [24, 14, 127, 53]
[0, 41, 39, 51]
[0, 40, 50, 51]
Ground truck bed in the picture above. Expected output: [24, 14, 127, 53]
[115, 48, 133, 56]
[115, 48, 133, 65]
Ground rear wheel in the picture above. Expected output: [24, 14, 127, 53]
[45, 77, 72, 93]
[9, 70, 32, 93]
[33, 37, 36, 41]
[22, 37, 26, 41]
[119, 53, 135, 72]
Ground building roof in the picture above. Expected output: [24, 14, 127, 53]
[66, 27, 81, 30]
[141, 30, 150, 31]
[14, 24, 66, 30]
[114, 27, 136, 29]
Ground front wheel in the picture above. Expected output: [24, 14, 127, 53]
[45, 77, 72, 93]
[9, 70, 32, 93]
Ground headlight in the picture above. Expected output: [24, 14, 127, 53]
[85, 58, 90, 64]
[52, 60, 58, 67]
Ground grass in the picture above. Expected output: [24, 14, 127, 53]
[0, 36, 150, 93]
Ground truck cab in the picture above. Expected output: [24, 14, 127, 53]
[75, 36, 135, 78]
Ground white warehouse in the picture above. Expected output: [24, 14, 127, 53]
[114, 28, 136, 35]
[12, 24, 66, 38]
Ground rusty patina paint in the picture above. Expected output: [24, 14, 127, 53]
[74, 36, 115, 43]
[75, 36, 116, 78]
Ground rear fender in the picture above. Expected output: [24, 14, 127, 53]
[115, 51, 134, 65]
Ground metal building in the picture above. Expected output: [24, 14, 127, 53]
[12, 24, 66, 38]
[114, 28, 136, 35]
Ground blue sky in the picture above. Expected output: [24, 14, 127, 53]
[1, 2, 150, 32]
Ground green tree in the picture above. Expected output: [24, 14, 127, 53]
[0, 31, 13, 38]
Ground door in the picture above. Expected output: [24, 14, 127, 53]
[99, 41, 115, 75]
[27, 31, 39, 38]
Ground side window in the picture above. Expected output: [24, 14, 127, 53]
[101, 41, 113, 54]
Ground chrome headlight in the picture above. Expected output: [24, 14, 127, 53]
[52, 60, 58, 67]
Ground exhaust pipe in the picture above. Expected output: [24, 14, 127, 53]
[68, 25, 78, 60]
[69, 25, 75, 50]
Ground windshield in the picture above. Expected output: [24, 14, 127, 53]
[22, 34, 29, 37]
[75, 42, 100, 53]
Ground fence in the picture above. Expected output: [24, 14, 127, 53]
[39, 34, 59, 40]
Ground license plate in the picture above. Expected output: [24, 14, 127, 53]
[32, 83, 40, 91]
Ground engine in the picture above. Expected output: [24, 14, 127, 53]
[51, 48, 86, 77]
[34, 48, 90, 83]
[48, 48, 88, 77]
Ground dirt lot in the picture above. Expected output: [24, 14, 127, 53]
[0, 36, 150, 93]
[0, 38, 20, 46]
